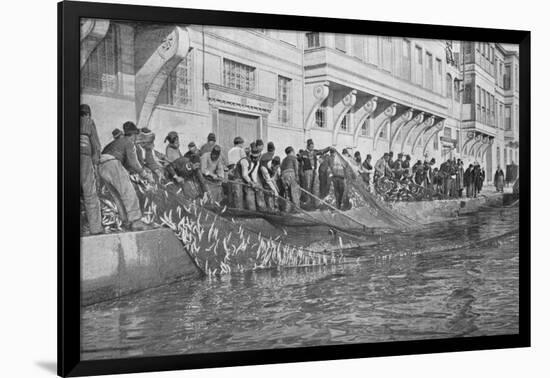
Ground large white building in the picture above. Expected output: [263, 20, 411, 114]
[80, 19, 519, 182]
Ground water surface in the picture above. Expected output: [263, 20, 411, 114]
[81, 206, 519, 360]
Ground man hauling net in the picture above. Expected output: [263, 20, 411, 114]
[280, 146, 301, 212]
[200, 145, 225, 203]
[80, 104, 103, 235]
[231, 143, 263, 211]
[99, 121, 154, 231]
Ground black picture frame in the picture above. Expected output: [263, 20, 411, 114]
[58, 1, 531, 376]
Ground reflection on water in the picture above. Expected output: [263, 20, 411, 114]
[81, 206, 519, 360]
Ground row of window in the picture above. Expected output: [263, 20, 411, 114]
[464, 41, 519, 91]
[475, 86, 497, 127]
[314, 107, 370, 136]
[475, 42, 495, 76]
[164, 56, 292, 125]
[474, 85, 514, 130]
[80, 26, 446, 150]
[497, 147, 519, 166]
[82, 25, 517, 136]
[82, 25, 293, 125]
[306, 33, 445, 95]
[315, 106, 440, 151]
[496, 61, 517, 91]
[81, 24, 121, 94]
[220, 59, 292, 125]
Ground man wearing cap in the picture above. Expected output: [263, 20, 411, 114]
[164, 131, 182, 163]
[255, 139, 265, 155]
[397, 152, 404, 164]
[260, 141, 275, 162]
[318, 153, 331, 199]
[228, 137, 246, 170]
[166, 154, 202, 200]
[471, 163, 481, 198]
[80, 104, 103, 235]
[374, 153, 391, 182]
[361, 154, 375, 191]
[165, 141, 204, 198]
[200, 145, 225, 203]
[302, 139, 331, 206]
[456, 159, 464, 197]
[258, 152, 280, 211]
[136, 128, 163, 181]
[478, 166, 486, 195]
[183, 142, 206, 189]
[441, 159, 454, 196]
[297, 149, 306, 191]
[233, 144, 262, 210]
[414, 161, 425, 186]
[200, 133, 217, 155]
[99, 121, 153, 231]
[402, 155, 412, 178]
[112, 128, 123, 140]
[422, 160, 432, 189]
[342, 148, 352, 159]
[271, 157, 283, 207]
[351, 151, 362, 173]
[393, 153, 404, 180]
[247, 142, 266, 211]
[387, 151, 395, 169]
[184, 142, 199, 160]
[225, 137, 245, 206]
[280, 146, 301, 211]
[328, 148, 348, 210]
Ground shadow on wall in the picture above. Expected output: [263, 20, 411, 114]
[35, 361, 56, 374]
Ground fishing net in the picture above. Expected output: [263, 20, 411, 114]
[79, 147, 428, 277]
[374, 176, 446, 202]
[325, 152, 420, 229]
[81, 174, 360, 276]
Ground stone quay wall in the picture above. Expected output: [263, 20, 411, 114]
[81, 228, 201, 306]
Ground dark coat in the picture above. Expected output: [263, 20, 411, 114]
[102, 136, 144, 174]
[472, 167, 481, 189]
[464, 168, 472, 187]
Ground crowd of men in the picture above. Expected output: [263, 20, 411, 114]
[81, 103, 494, 235]
[80, 104, 342, 235]
[358, 151, 489, 199]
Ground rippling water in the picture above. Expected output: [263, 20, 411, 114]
[81, 205, 519, 360]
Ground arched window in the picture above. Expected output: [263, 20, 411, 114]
[394, 128, 401, 142]
[157, 52, 193, 108]
[314, 106, 326, 128]
[361, 120, 370, 137]
[340, 110, 350, 131]
[454, 78, 461, 102]
[446, 74, 453, 99]
[379, 123, 389, 139]
[81, 24, 121, 94]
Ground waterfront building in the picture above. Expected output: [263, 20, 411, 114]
[80, 20, 519, 181]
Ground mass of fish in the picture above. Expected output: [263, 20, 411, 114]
[81, 174, 345, 276]
[374, 176, 445, 202]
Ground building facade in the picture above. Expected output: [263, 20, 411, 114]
[80, 20, 519, 181]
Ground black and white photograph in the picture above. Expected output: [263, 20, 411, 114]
[78, 17, 522, 362]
